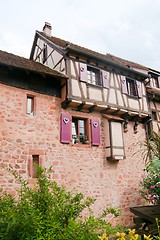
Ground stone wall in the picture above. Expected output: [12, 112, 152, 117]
[0, 82, 146, 226]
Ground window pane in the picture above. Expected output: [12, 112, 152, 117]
[87, 70, 91, 83]
[127, 79, 137, 96]
[72, 122, 77, 135]
[79, 120, 85, 135]
[32, 155, 39, 178]
[27, 96, 34, 114]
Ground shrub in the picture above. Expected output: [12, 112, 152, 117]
[0, 167, 121, 240]
[139, 157, 160, 204]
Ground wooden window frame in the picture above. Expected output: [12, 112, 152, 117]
[150, 77, 159, 88]
[72, 116, 90, 144]
[87, 66, 101, 87]
[126, 78, 137, 97]
[26, 95, 35, 115]
[152, 110, 157, 121]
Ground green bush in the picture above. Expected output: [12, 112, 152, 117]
[139, 157, 160, 204]
[0, 167, 121, 240]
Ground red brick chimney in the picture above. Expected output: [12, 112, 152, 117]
[43, 22, 52, 37]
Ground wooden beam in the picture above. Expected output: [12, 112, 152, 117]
[88, 105, 96, 113]
[77, 102, 85, 111]
[111, 109, 121, 115]
[61, 100, 71, 109]
[101, 107, 110, 114]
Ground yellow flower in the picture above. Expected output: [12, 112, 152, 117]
[144, 234, 153, 240]
[128, 229, 136, 235]
[98, 232, 108, 240]
[134, 234, 139, 240]
[116, 232, 126, 240]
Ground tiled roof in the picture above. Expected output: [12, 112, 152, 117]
[38, 31, 148, 72]
[0, 49, 67, 78]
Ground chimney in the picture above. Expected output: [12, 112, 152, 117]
[43, 22, 52, 37]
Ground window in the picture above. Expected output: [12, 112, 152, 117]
[60, 113, 100, 146]
[27, 95, 34, 115]
[126, 79, 137, 96]
[87, 67, 101, 86]
[104, 117, 125, 160]
[32, 155, 40, 178]
[72, 117, 88, 144]
[121, 76, 142, 98]
[43, 44, 48, 64]
[79, 63, 109, 88]
[152, 111, 157, 121]
[150, 77, 159, 88]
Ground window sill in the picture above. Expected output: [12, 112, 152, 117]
[71, 142, 91, 147]
[107, 156, 125, 161]
[126, 94, 139, 99]
[86, 83, 103, 89]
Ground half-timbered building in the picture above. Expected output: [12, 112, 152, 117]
[1, 22, 160, 227]
[29, 22, 157, 225]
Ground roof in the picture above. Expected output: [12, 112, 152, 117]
[37, 31, 148, 72]
[0, 49, 67, 79]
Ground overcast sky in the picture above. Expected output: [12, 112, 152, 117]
[1, 0, 160, 70]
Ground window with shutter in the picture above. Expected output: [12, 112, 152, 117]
[60, 114, 100, 146]
[123, 78, 142, 98]
[104, 117, 125, 160]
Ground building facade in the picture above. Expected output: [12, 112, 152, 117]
[0, 23, 160, 226]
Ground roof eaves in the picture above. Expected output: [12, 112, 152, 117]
[66, 45, 148, 78]
[36, 31, 68, 55]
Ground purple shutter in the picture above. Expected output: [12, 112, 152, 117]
[91, 118, 100, 146]
[101, 70, 109, 88]
[60, 113, 71, 143]
[120, 75, 127, 94]
[79, 62, 87, 82]
[136, 81, 142, 98]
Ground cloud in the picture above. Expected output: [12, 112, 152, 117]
[0, 0, 160, 70]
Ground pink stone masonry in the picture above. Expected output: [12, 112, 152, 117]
[0, 83, 146, 226]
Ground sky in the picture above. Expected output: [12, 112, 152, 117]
[1, 0, 160, 71]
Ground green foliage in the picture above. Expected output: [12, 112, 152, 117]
[139, 128, 160, 204]
[0, 167, 120, 240]
[144, 129, 160, 162]
[139, 157, 160, 204]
